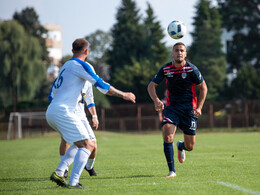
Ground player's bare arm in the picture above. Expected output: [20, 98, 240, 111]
[194, 80, 207, 117]
[88, 106, 99, 130]
[106, 86, 136, 103]
[147, 81, 164, 112]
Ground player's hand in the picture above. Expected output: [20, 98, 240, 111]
[92, 117, 99, 130]
[193, 108, 202, 117]
[154, 100, 164, 112]
[123, 92, 136, 103]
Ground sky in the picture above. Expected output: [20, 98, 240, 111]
[0, 0, 199, 56]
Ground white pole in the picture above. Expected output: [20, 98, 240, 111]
[17, 113, 22, 139]
[7, 113, 13, 140]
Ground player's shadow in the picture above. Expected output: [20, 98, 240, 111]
[0, 177, 57, 192]
[0, 177, 46, 182]
[85, 174, 154, 180]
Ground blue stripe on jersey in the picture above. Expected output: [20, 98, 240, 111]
[87, 103, 95, 108]
[71, 57, 110, 91]
[48, 78, 57, 102]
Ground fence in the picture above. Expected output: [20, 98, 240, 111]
[95, 100, 260, 131]
[5, 100, 260, 139]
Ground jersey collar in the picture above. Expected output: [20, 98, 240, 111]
[172, 61, 186, 69]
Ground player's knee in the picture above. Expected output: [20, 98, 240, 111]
[185, 143, 194, 151]
[74, 139, 94, 151]
[163, 124, 175, 143]
[164, 135, 174, 143]
[87, 140, 95, 150]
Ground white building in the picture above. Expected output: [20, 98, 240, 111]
[43, 24, 62, 81]
[44, 24, 62, 65]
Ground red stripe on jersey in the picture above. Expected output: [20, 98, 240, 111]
[166, 80, 170, 106]
[163, 70, 193, 75]
[164, 64, 175, 69]
[164, 62, 186, 70]
[163, 67, 193, 72]
[192, 84, 197, 109]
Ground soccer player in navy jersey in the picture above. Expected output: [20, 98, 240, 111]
[147, 42, 207, 178]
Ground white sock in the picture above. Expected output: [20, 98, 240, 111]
[60, 155, 69, 171]
[86, 158, 95, 170]
[56, 144, 78, 176]
[69, 148, 91, 186]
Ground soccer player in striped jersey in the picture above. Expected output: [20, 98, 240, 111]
[46, 38, 136, 189]
[147, 42, 207, 178]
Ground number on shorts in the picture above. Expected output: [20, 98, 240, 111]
[190, 120, 196, 130]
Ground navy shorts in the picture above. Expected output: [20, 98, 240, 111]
[162, 106, 198, 135]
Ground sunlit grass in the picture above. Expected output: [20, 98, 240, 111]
[0, 131, 259, 194]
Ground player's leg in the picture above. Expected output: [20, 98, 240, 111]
[162, 123, 177, 178]
[47, 111, 71, 187]
[176, 112, 197, 163]
[68, 139, 94, 188]
[85, 140, 97, 176]
[176, 135, 195, 163]
[50, 138, 78, 187]
[53, 142, 78, 181]
[49, 112, 93, 188]
[81, 119, 98, 176]
[59, 137, 70, 178]
[60, 137, 70, 156]
[181, 134, 196, 151]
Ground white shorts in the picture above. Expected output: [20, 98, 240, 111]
[80, 117, 96, 141]
[46, 105, 96, 144]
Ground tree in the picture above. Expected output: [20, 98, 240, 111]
[189, 0, 226, 100]
[13, 7, 49, 62]
[217, 0, 260, 70]
[85, 30, 112, 64]
[107, 0, 144, 74]
[143, 3, 169, 66]
[227, 65, 260, 100]
[85, 30, 111, 81]
[84, 30, 112, 106]
[107, 0, 169, 103]
[0, 20, 46, 111]
[113, 59, 163, 102]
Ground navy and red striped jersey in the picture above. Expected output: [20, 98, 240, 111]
[152, 61, 204, 110]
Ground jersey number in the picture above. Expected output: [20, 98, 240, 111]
[55, 69, 65, 89]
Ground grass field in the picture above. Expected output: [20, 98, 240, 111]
[0, 131, 259, 195]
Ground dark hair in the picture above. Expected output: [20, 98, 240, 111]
[72, 38, 89, 54]
[173, 42, 186, 49]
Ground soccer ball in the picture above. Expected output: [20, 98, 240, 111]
[167, 20, 186, 39]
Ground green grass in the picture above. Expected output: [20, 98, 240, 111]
[0, 131, 259, 195]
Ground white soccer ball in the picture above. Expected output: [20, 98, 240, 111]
[167, 20, 186, 39]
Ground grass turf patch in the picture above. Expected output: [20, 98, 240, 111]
[0, 131, 259, 194]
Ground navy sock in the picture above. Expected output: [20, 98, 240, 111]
[163, 142, 175, 172]
[178, 141, 188, 151]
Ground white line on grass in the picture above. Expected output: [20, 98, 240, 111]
[111, 180, 259, 194]
[216, 181, 260, 195]
[125, 181, 209, 186]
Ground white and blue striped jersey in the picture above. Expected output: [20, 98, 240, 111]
[48, 58, 110, 111]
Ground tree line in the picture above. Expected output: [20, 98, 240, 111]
[0, 0, 259, 114]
